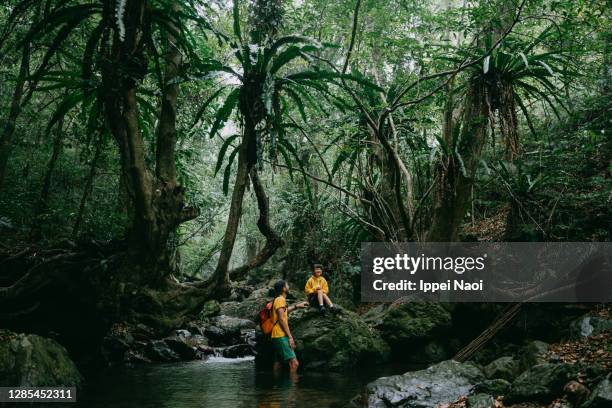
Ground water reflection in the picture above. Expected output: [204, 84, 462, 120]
[77, 356, 412, 408]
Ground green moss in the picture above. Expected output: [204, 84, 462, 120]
[379, 303, 452, 346]
[290, 309, 390, 370]
[0, 331, 81, 387]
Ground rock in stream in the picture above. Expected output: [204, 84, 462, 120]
[351, 360, 484, 408]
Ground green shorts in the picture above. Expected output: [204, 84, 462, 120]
[271, 336, 296, 361]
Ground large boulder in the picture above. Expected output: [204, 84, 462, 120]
[199, 300, 221, 319]
[366, 303, 452, 363]
[569, 315, 612, 339]
[483, 356, 520, 381]
[467, 393, 495, 408]
[145, 340, 181, 362]
[205, 315, 256, 346]
[103, 323, 209, 363]
[473, 379, 511, 396]
[0, 331, 82, 387]
[219, 287, 271, 320]
[518, 340, 549, 372]
[352, 360, 485, 408]
[163, 335, 199, 360]
[506, 363, 579, 403]
[285, 308, 389, 370]
[222, 344, 253, 358]
[368, 303, 452, 343]
[582, 374, 612, 408]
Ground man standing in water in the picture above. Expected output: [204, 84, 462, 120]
[271, 280, 307, 372]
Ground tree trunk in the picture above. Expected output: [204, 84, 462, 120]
[499, 83, 520, 160]
[0, 37, 31, 191]
[211, 128, 252, 287]
[230, 168, 283, 281]
[428, 77, 488, 241]
[72, 133, 104, 238]
[30, 117, 65, 241]
[366, 130, 402, 240]
[211, 63, 283, 286]
[0, 1, 209, 352]
[100, 0, 198, 280]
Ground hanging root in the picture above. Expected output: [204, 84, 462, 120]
[0, 240, 120, 308]
[0, 237, 233, 340]
[229, 167, 283, 281]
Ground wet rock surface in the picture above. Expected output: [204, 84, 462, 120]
[0, 330, 82, 387]
[466, 393, 495, 408]
[582, 374, 612, 408]
[483, 356, 519, 381]
[352, 360, 484, 408]
[569, 314, 612, 339]
[364, 303, 453, 364]
[473, 378, 511, 396]
[506, 363, 579, 403]
[518, 340, 549, 372]
[289, 308, 390, 370]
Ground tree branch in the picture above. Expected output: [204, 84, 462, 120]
[342, 0, 362, 74]
[266, 160, 371, 204]
[229, 168, 283, 281]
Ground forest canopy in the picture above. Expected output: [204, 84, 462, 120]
[0, 0, 609, 327]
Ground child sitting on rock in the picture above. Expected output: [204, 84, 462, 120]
[304, 264, 339, 315]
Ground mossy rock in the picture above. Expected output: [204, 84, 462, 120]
[289, 308, 390, 370]
[353, 360, 485, 408]
[373, 303, 452, 347]
[219, 287, 272, 321]
[506, 363, 579, 403]
[484, 356, 520, 381]
[0, 330, 82, 387]
[199, 300, 221, 319]
[518, 340, 549, 373]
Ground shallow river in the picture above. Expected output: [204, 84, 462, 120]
[76, 356, 413, 408]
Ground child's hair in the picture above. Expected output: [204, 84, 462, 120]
[312, 263, 323, 271]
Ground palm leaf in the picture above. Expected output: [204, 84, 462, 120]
[269, 45, 313, 75]
[21, 4, 100, 45]
[283, 87, 308, 123]
[232, 0, 242, 43]
[190, 86, 228, 130]
[82, 20, 105, 93]
[45, 90, 86, 135]
[209, 88, 240, 138]
[278, 138, 312, 201]
[222, 145, 240, 195]
[263, 35, 318, 66]
[215, 134, 240, 175]
[276, 142, 294, 180]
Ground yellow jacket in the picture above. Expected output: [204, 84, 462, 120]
[305, 275, 329, 295]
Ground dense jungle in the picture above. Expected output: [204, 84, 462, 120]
[0, 0, 610, 407]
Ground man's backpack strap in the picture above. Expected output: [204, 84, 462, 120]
[271, 297, 283, 329]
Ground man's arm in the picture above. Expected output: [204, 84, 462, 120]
[287, 301, 308, 312]
[322, 278, 329, 294]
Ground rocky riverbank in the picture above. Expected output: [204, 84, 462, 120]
[1, 277, 609, 408]
[351, 308, 612, 408]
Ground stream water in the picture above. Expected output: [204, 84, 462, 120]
[76, 356, 414, 408]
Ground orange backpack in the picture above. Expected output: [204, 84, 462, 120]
[259, 298, 279, 336]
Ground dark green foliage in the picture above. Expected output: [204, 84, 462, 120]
[0, 0, 607, 291]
